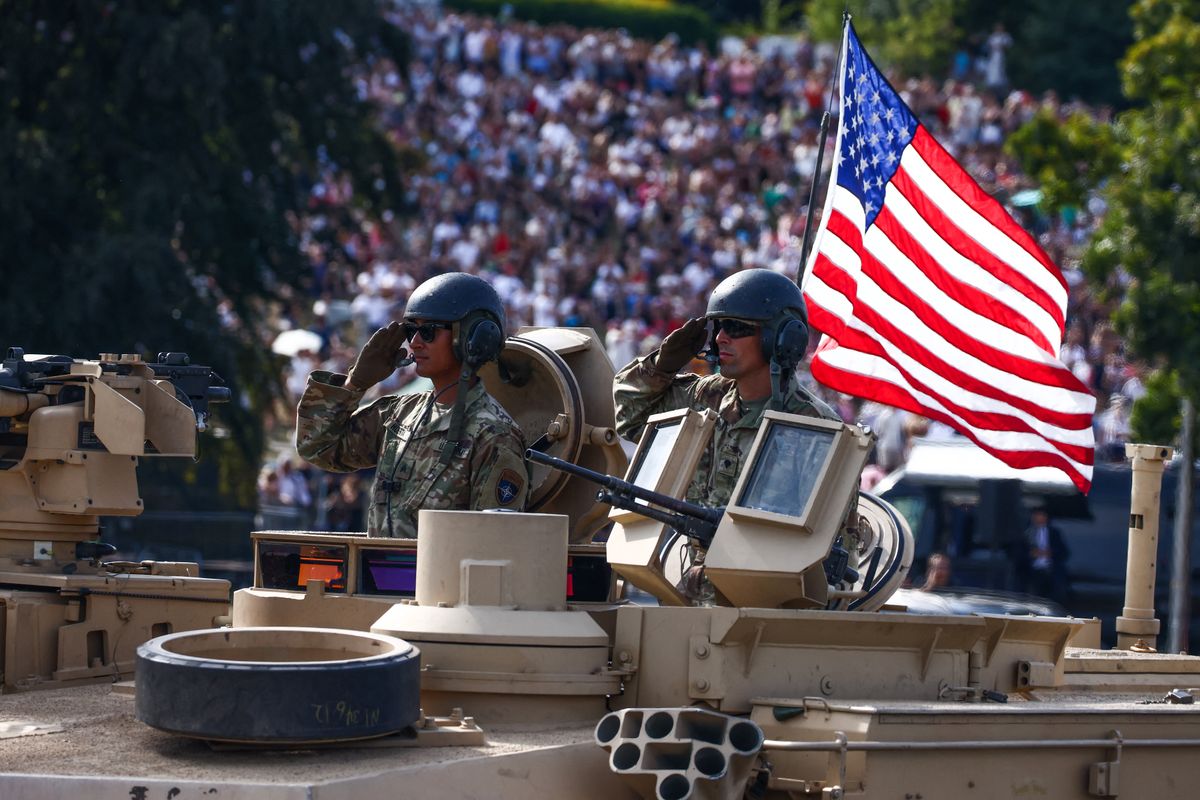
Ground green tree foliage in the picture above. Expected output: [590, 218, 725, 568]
[1121, 0, 1200, 101]
[1004, 110, 1119, 212]
[1130, 369, 1185, 448]
[0, 1, 409, 507]
[446, 0, 718, 48]
[675, 0, 762, 27]
[760, 0, 807, 35]
[806, 0, 963, 77]
[1008, 0, 1133, 107]
[1045, 0, 1200, 443]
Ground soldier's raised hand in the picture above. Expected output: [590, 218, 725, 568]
[347, 322, 408, 390]
[655, 317, 709, 373]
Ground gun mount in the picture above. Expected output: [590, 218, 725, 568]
[525, 447, 724, 546]
[0, 348, 229, 529]
[0, 348, 232, 691]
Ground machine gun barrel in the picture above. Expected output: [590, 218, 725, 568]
[146, 353, 230, 430]
[525, 448, 723, 545]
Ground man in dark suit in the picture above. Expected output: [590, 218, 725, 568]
[1015, 505, 1070, 604]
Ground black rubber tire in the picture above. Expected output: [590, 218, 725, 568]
[135, 626, 421, 743]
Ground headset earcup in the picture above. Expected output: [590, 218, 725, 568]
[773, 318, 809, 369]
[463, 317, 503, 369]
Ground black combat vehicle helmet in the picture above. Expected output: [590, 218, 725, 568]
[705, 268, 810, 368]
[404, 273, 506, 369]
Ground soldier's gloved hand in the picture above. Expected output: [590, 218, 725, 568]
[654, 317, 708, 373]
[347, 322, 408, 390]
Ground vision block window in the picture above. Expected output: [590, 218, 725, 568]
[567, 553, 612, 602]
[358, 549, 418, 597]
[628, 418, 682, 493]
[737, 423, 836, 518]
[258, 541, 347, 593]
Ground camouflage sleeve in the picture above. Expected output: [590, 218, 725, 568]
[295, 370, 389, 472]
[469, 423, 530, 511]
[613, 353, 704, 443]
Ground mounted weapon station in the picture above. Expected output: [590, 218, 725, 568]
[3, 329, 1200, 800]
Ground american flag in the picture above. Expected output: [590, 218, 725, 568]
[801, 23, 1096, 492]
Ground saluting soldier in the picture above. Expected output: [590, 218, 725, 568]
[614, 268, 840, 509]
[296, 273, 529, 537]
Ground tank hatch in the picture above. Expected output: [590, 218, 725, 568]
[478, 327, 627, 543]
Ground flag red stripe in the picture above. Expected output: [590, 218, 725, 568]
[806, 298, 1094, 462]
[812, 350, 1093, 475]
[809, 254, 857, 337]
[889, 168, 1066, 342]
[810, 353, 1092, 492]
[807, 255, 1094, 430]
[825, 212, 1087, 392]
[873, 189, 1057, 355]
[910, 127, 1068, 297]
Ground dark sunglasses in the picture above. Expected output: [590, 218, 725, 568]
[402, 321, 452, 343]
[711, 318, 759, 339]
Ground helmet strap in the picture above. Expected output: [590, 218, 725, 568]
[438, 364, 475, 466]
[769, 360, 793, 411]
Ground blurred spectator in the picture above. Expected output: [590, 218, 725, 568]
[859, 462, 887, 491]
[325, 474, 367, 532]
[919, 553, 953, 591]
[983, 24, 1013, 95]
[276, 458, 313, 509]
[258, 7, 1134, 501]
[1096, 394, 1132, 462]
[257, 468, 282, 506]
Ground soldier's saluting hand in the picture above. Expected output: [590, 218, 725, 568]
[345, 321, 409, 391]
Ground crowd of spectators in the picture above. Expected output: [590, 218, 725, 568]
[257, 6, 1141, 522]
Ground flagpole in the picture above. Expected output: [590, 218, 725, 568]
[796, 112, 831, 287]
[1168, 396, 1194, 654]
[795, 12, 851, 289]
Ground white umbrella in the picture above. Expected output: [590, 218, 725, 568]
[271, 328, 323, 357]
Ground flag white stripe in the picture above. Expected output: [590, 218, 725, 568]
[813, 230, 1095, 414]
[815, 344, 1093, 481]
[805, 270, 1094, 448]
[832, 188, 1061, 364]
[805, 266, 855, 319]
[900, 146, 1069, 312]
[883, 179, 1064, 351]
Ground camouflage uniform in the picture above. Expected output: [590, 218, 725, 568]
[614, 355, 840, 509]
[296, 371, 529, 537]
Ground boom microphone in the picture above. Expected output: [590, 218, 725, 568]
[704, 322, 720, 372]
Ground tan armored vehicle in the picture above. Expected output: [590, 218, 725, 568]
[3, 330, 1200, 800]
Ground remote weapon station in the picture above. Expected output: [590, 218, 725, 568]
[0, 348, 231, 692]
[4, 330, 1200, 800]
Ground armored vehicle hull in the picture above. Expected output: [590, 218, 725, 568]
[5, 337, 1200, 799]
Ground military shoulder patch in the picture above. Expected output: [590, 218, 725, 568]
[496, 469, 523, 506]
